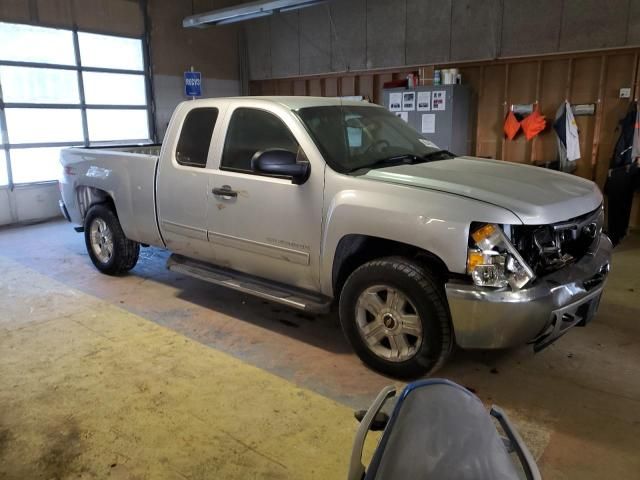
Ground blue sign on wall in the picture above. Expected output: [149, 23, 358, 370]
[184, 71, 202, 97]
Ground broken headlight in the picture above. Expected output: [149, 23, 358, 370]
[467, 224, 536, 290]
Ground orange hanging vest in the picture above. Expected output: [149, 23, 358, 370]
[503, 110, 521, 140]
[521, 106, 547, 140]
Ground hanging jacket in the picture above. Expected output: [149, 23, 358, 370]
[553, 101, 580, 172]
[565, 102, 581, 162]
[610, 101, 637, 169]
[605, 163, 639, 246]
[632, 106, 640, 161]
[605, 101, 640, 246]
[553, 103, 567, 167]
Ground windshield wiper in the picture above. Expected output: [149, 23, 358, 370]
[349, 150, 454, 173]
[348, 154, 421, 172]
[422, 149, 455, 161]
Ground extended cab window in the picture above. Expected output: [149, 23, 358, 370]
[221, 108, 299, 172]
[176, 108, 218, 168]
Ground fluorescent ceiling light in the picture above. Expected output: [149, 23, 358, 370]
[216, 11, 273, 26]
[279, 0, 324, 13]
[183, 0, 326, 27]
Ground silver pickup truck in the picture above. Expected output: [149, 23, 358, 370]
[59, 96, 612, 378]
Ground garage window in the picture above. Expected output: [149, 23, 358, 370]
[10, 147, 64, 184]
[0, 22, 153, 187]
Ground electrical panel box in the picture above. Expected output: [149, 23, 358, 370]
[383, 84, 473, 155]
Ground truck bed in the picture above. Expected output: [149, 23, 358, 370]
[59, 144, 164, 247]
[81, 144, 162, 156]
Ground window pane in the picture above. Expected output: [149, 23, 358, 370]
[0, 150, 8, 186]
[0, 66, 80, 104]
[87, 109, 149, 142]
[5, 108, 84, 144]
[10, 147, 65, 183]
[222, 108, 298, 172]
[176, 108, 218, 168]
[78, 32, 143, 71]
[83, 72, 146, 105]
[0, 22, 75, 65]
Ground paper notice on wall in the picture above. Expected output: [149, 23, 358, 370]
[388, 92, 402, 111]
[417, 91, 431, 111]
[347, 127, 362, 147]
[421, 114, 436, 133]
[402, 91, 416, 111]
[432, 90, 446, 111]
[395, 111, 409, 122]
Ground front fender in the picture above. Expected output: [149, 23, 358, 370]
[320, 171, 522, 296]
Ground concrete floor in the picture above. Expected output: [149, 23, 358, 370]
[1, 219, 639, 479]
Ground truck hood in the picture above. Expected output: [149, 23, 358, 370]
[362, 156, 602, 225]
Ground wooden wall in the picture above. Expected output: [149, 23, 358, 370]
[250, 48, 640, 226]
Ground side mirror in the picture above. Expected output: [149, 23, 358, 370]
[251, 149, 310, 185]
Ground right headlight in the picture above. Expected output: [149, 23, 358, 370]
[467, 224, 536, 290]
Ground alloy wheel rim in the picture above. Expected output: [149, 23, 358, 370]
[355, 285, 423, 363]
[90, 218, 114, 264]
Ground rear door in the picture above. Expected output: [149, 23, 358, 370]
[206, 104, 324, 292]
[156, 104, 224, 264]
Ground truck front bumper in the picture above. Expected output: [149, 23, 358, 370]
[445, 234, 613, 350]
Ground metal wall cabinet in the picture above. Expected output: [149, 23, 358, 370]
[383, 84, 473, 156]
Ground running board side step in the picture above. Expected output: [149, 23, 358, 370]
[166, 254, 332, 314]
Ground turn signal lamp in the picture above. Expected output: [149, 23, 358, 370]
[467, 224, 536, 290]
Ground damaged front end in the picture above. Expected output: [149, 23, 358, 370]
[465, 206, 605, 292]
[448, 207, 612, 350]
[509, 206, 605, 277]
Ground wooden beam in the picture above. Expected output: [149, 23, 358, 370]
[530, 60, 543, 164]
[500, 64, 510, 161]
[633, 53, 640, 101]
[590, 55, 607, 180]
[565, 57, 573, 101]
[474, 65, 485, 157]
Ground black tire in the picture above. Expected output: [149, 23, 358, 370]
[84, 204, 139, 275]
[338, 257, 453, 378]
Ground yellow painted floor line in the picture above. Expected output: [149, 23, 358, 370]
[0, 256, 378, 479]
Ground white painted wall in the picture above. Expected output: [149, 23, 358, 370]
[0, 183, 62, 226]
[0, 188, 13, 225]
[154, 74, 240, 140]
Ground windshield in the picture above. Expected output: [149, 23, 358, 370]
[296, 104, 446, 173]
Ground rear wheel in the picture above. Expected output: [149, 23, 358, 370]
[84, 204, 139, 275]
[339, 257, 453, 378]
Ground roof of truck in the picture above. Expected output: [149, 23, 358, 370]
[194, 96, 381, 110]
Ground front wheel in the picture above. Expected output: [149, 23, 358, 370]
[339, 257, 453, 378]
[84, 204, 139, 275]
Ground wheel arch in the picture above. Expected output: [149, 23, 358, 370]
[77, 186, 118, 222]
[331, 234, 451, 299]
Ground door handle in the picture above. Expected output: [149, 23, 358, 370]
[212, 185, 238, 198]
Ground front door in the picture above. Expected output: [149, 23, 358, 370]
[207, 106, 323, 292]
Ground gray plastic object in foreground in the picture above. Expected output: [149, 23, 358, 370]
[349, 379, 541, 480]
